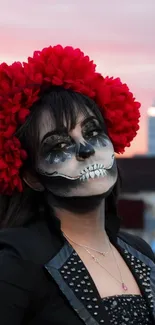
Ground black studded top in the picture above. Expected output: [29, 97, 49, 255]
[60, 249, 153, 324]
[101, 294, 151, 324]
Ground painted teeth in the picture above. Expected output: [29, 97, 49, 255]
[80, 167, 106, 181]
[80, 163, 104, 174]
[90, 171, 95, 178]
[79, 158, 114, 181]
[81, 175, 85, 181]
[95, 170, 100, 177]
[85, 172, 89, 179]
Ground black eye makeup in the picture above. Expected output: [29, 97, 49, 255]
[41, 134, 70, 151]
[40, 134, 76, 165]
[82, 120, 103, 139]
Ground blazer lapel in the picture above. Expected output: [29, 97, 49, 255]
[44, 232, 155, 324]
[44, 240, 111, 325]
[117, 237, 155, 321]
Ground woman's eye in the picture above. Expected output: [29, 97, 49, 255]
[54, 142, 67, 149]
[85, 129, 99, 137]
[91, 130, 98, 136]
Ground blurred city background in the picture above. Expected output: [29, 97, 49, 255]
[0, 0, 155, 248]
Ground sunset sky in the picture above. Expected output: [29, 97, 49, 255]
[0, 0, 155, 157]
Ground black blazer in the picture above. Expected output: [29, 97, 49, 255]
[0, 220, 155, 325]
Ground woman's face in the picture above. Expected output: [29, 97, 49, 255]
[36, 110, 117, 197]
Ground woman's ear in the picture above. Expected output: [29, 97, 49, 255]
[22, 169, 44, 192]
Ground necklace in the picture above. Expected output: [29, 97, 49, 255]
[84, 244, 128, 292]
[63, 232, 128, 292]
[63, 232, 110, 256]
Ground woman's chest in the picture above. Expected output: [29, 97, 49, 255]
[72, 245, 141, 298]
[41, 242, 154, 325]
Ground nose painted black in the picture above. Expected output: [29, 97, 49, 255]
[77, 142, 95, 159]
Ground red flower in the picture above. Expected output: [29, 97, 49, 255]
[0, 45, 141, 194]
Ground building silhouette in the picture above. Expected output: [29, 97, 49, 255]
[148, 101, 155, 155]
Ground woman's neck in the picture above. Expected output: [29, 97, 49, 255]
[54, 200, 109, 251]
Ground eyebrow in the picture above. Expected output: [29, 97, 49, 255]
[41, 127, 68, 143]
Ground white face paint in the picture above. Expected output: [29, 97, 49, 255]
[37, 112, 117, 197]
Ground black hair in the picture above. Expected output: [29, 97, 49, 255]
[0, 87, 121, 234]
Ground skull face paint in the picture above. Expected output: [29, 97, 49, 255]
[36, 113, 117, 197]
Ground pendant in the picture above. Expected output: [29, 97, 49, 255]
[122, 282, 128, 291]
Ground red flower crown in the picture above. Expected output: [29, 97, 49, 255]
[0, 45, 140, 195]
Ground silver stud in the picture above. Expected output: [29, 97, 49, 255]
[69, 282, 74, 286]
[93, 298, 98, 301]
[148, 294, 153, 298]
[87, 305, 92, 309]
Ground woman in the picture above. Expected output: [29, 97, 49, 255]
[0, 45, 154, 325]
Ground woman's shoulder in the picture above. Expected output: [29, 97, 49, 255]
[0, 222, 55, 294]
[0, 226, 35, 258]
[118, 230, 155, 262]
[0, 224, 54, 324]
[0, 220, 61, 264]
[0, 227, 44, 299]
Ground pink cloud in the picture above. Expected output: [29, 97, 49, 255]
[0, 0, 154, 156]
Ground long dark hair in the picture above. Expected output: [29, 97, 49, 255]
[0, 88, 121, 233]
